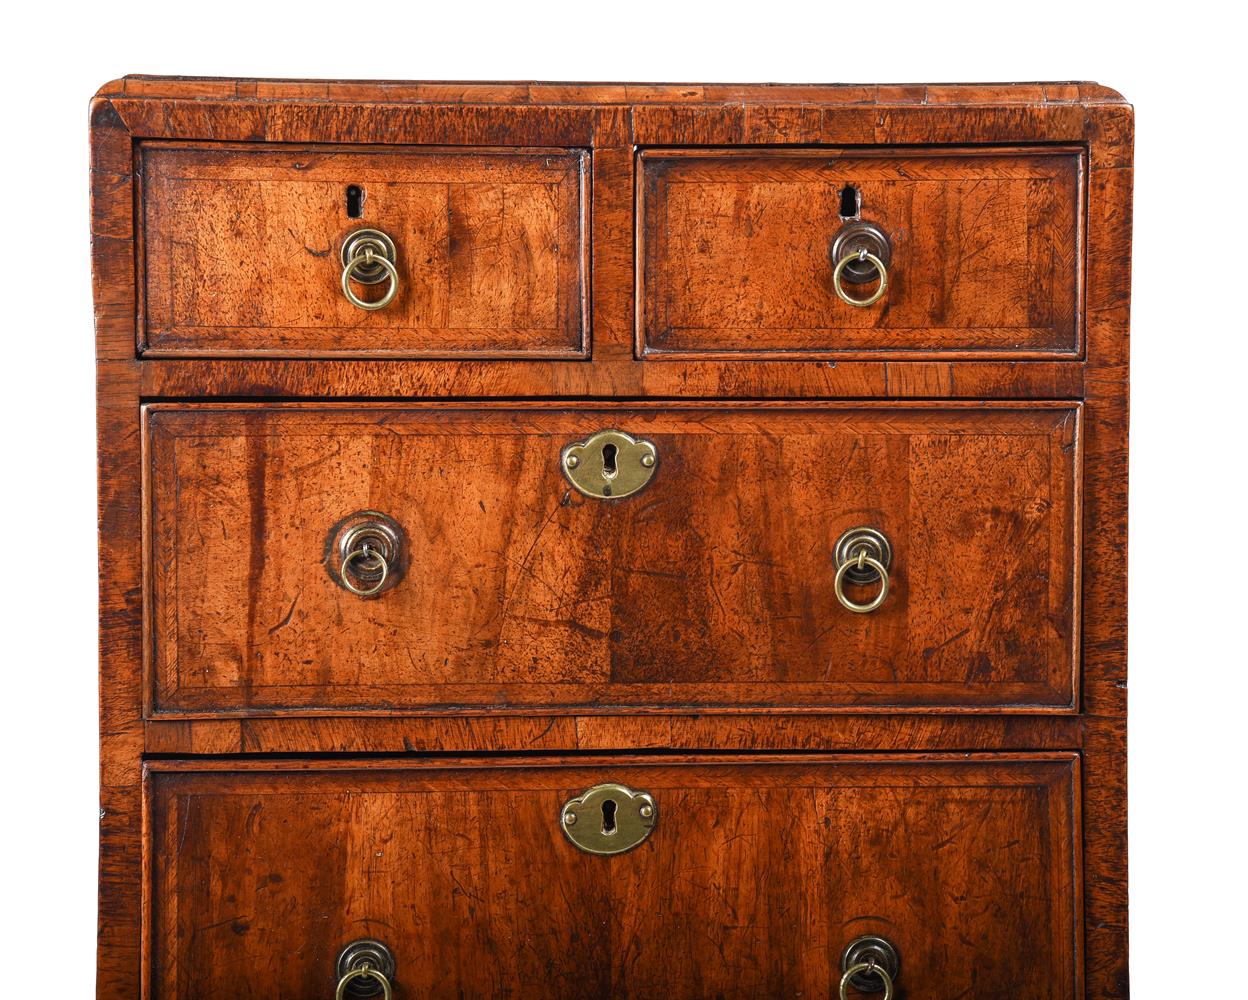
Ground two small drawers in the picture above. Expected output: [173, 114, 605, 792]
[139, 142, 1083, 359]
[93, 79, 1132, 999]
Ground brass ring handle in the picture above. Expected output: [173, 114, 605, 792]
[839, 961, 894, 1000]
[834, 548, 890, 614]
[336, 964, 392, 1000]
[341, 249, 399, 311]
[341, 544, 390, 597]
[833, 249, 888, 308]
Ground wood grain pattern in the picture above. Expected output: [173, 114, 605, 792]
[90, 79, 1131, 999]
[145, 402, 1080, 714]
[143, 713, 1086, 755]
[640, 148, 1083, 358]
[140, 143, 587, 357]
[147, 755, 1080, 999]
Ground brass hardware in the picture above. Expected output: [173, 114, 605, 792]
[560, 429, 659, 500]
[833, 527, 892, 614]
[325, 512, 404, 598]
[839, 935, 900, 997]
[833, 249, 888, 307]
[560, 782, 657, 855]
[335, 939, 396, 1000]
[830, 220, 891, 307]
[340, 228, 399, 311]
[336, 967, 392, 1000]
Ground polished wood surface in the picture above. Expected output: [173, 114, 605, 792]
[140, 143, 587, 357]
[148, 755, 1079, 999]
[92, 79, 1132, 998]
[640, 148, 1083, 358]
[146, 402, 1079, 714]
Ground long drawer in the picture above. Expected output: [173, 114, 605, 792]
[144, 402, 1081, 715]
[147, 755, 1080, 999]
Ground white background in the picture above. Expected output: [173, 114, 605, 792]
[1, 1, 1244, 994]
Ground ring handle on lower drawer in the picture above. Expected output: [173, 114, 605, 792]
[326, 512, 404, 598]
[336, 966, 392, 1000]
[833, 527, 892, 614]
[335, 939, 396, 999]
[839, 935, 899, 997]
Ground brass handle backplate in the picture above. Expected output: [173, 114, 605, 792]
[561, 782, 657, 855]
[833, 526, 893, 614]
[840, 935, 900, 997]
[340, 228, 399, 311]
[325, 511, 404, 598]
[830, 220, 891, 308]
[335, 939, 396, 999]
[561, 429, 658, 500]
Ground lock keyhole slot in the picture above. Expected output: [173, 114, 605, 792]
[601, 798, 618, 835]
[838, 183, 861, 220]
[601, 443, 619, 479]
[346, 185, 364, 219]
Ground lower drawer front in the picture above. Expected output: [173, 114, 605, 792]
[148, 755, 1079, 998]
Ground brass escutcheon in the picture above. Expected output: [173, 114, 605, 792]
[560, 783, 657, 855]
[560, 429, 658, 500]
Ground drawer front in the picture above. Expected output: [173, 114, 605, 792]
[639, 147, 1084, 358]
[148, 756, 1080, 999]
[139, 143, 587, 357]
[145, 403, 1079, 714]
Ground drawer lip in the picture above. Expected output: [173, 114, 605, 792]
[141, 400, 1082, 720]
[635, 144, 1087, 362]
[136, 141, 591, 360]
[142, 752, 1081, 1000]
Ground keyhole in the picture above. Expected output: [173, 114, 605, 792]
[601, 443, 618, 478]
[838, 183, 860, 219]
[601, 798, 618, 835]
[346, 185, 364, 218]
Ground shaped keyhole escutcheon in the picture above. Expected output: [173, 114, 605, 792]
[560, 783, 657, 856]
[561, 430, 658, 500]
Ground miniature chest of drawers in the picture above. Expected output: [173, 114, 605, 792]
[90, 78, 1131, 999]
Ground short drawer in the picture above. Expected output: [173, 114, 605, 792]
[638, 147, 1084, 358]
[147, 755, 1080, 999]
[139, 143, 588, 357]
[144, 402, 1080, 715]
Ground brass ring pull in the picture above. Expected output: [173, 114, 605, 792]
[833, 248, 888, 308]
[341, 544, 390, 597]
[341, 249, 399, 311]
[336, 964, 393, 1000]
[834, 548, 890, 614]
[839, 960, 894, 1000]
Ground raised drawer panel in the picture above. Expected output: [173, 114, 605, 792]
[639, 147, 1084, 358]
[145, 402, 1080, 714]
[148, 755, 1080, 999]
[139, 143, 588, 357]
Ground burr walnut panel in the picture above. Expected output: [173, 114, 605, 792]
[639, 147, 1084, 358]
[147, 755, 1080, 999]
[144, 402, 1081, 715]
[139, 143, 588, 357]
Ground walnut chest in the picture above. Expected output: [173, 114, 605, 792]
[90, 78, 1132, 998]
